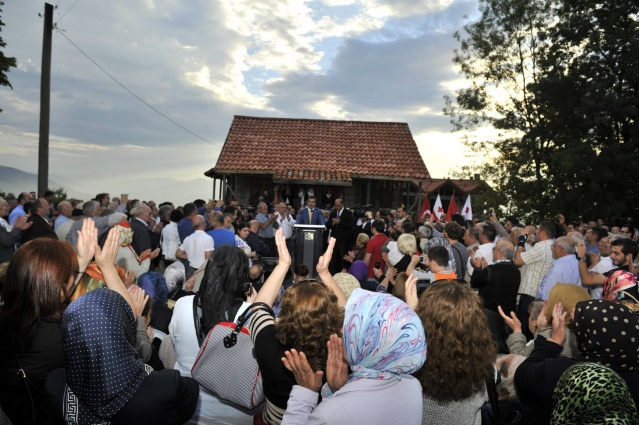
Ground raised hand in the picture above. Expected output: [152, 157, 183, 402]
[274, 228, 291, 267]
[128, 285, 149, 317]
[95, 226, 119, 272]
[326, 334, 349, 393]
[405, 274, 419, 310]
[13, 215, 32, 230]
[498, 305, 522, 333]
[282, 349, 324, 392]
[548, 302, 567, 346]
[76, 219, 98, 272]
[317, 237, 336, 276]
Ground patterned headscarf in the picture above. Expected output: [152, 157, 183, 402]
[63, 289, 152, 421]
[344, 288, 426, 381]
[545, 283, 591, 325]
[573, 299, 639, 372]
[603, 270, 638, 303]
[117, 220, 133, 246]
[332, 272, 361, 299]
[551, 362, 638, 425]
[348, 260, 368, 283]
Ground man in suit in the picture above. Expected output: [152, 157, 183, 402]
[295, 196, 326, 226]
[130, 204, 161, 256]
[19, 198, 58, 244]
[326, 198, 354, 274]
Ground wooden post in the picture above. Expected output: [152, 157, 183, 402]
[38, 3, 53, 197]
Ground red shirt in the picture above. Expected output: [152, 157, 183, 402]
[366, 233, 389, 278]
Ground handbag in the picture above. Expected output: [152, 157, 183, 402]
[191, 302, 273, 409]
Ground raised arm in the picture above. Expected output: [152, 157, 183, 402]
[254, 228, 291, 306]
[316, 238, 347, 308]
[576, 239, 605, 286]
[95, 226, 136, 312]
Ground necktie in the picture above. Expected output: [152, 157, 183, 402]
[309, 209, 313, 223]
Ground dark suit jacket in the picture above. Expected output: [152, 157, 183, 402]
[130, 219, 160, 256]
[20, 214, 58, 244]
[326, 208, 354, 246]
[470, 261, 520, 314]
[296, 207, 326, 225]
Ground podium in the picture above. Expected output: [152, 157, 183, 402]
[294, 224, 325, 278]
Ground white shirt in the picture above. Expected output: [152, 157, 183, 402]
[180, 230, 214, 269]
[161, 221, 181, 260]
[276, 213, 296, 239]
[467, 242, 495, 276]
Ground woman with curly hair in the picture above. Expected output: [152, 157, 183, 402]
[408, 279, 497, 425]
[247, 237, 347, 425]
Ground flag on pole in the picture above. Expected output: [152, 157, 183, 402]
[446, 194, 459, 221]
[432, 194, 444, 222]
[419, 196, 431, 219]
[461, 195, 473, 220]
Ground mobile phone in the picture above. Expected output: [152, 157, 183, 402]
[420, 255, 427, 263]
[417, 279, 432, 296]
[374, 262, 380, 269]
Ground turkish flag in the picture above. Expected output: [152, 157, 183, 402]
[432, 194, 444, 222]
[446, 195, 459, 221]
[419, 196, 431, 219]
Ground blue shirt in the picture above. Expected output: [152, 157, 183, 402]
[54, 215, 69, 230]
[8, 205, 25, 226]
[536, 255, 582, 300]
[177, 218, 194, 243]
[206, 228, 236, 248]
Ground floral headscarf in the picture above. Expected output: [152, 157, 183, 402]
[551, 362, 638, 425]
[344, 288, 426, 381]
[63, 289, 152, 422]
[117, 220, 133, 246]
[603, 270, 638, 303]
[573, 299, 639, 372]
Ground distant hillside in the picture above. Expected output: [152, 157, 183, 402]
[0, 164, 91, 199]
[0, 164, 212, 205]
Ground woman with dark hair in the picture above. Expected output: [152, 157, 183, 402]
[46, 287, 198, 424]
[407, 279, 497, 424]
[246, 236, 347, 425]
[0, 220, 136, 425]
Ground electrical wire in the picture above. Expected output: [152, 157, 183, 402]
[54, 28, 222, 149]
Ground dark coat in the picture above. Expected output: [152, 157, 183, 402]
[20, 214, 58, 245]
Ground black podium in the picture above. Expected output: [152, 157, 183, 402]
[294, 224, 325, 278]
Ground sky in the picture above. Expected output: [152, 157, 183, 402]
[0, 0, 491, 205]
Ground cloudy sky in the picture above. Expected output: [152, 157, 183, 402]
[1, 0, 489, 205]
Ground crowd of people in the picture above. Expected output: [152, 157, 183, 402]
[0, 189, 638, 425]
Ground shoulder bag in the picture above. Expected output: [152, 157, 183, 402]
[191, 302, 273, 409]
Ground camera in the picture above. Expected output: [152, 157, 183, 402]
[416, 278, 431, 296]
[374, 262, 381, 269]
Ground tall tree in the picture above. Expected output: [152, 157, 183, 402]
[0, 1, 17, 112]
[446, 0, 639, 223]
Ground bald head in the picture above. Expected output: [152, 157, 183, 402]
[192, 215, 206, 230]
[56, 201, 73, 218]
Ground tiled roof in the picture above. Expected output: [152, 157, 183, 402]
[418, 178, 485, 194]
[206, 116, 430, 182]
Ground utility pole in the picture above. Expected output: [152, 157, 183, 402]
[38, 3, 53, 197]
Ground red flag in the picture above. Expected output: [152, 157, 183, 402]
[419, 196, 431, 219]
[447, 195, 459, 221]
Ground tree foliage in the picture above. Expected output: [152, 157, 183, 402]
[0, 1, 17, 113]
[446, 0, 639, 224]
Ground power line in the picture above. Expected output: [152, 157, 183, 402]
[54, 27, 222, 149]
[57, 0, 81, 25]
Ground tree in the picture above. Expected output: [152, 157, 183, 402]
[445, 0, 557, 223]
[0, 1, 17, 112]
[446, 0, 639, 223]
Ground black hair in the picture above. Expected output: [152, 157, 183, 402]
[170, 209, 184, 223]
[611, 239, 638, 260]
[402, 221, 416, 234]
[372, 219, 385, 233]
[182, 203, 197, 217]
[590, 226, 609, 243]
[428, 246, 449, 267]
[481, 225, 497, 243]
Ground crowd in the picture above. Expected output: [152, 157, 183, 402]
[0, 189, 638, 425]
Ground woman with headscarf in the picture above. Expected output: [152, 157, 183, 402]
[114, 218, 160, 278]
[46, 288, 199, 424]
[347, 260, 368, 285]
[280, 289, 426, 425]
[515, 299, 639, 424]
[551, 362, 639, 425]
[0, 221, 134, 425]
